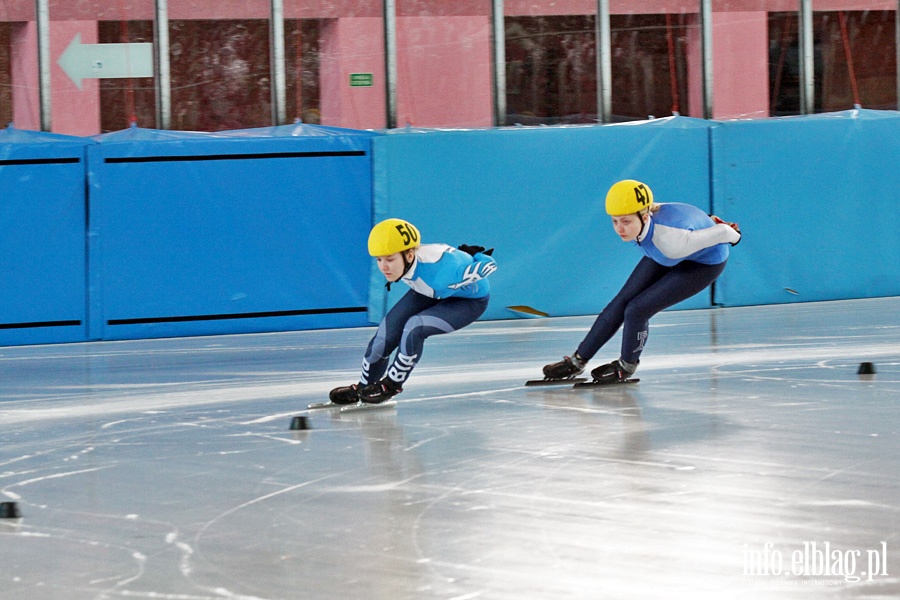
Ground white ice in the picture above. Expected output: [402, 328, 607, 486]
[1, 297, 899, 599]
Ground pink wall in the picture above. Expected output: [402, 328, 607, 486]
[4, 1, 892, 134]
[712, 12, 770, 119]
[319, 18, 386, 130]
[396, 16, 492, 128]
[319, 15, 493, 130]
[11, 21, 101, 135]
[686, 12, 769, 120]
[51, 22, 102, 136]
[3, 0, 896, 19]
[11, 23, 40, 130]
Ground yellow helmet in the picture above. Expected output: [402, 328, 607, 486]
[368, 218, 421, 256]
[605, 180, 654, 216]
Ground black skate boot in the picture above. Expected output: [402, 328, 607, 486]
[525, 353, 588, 386]
[329, 383, 361, 405]
[589, 359, 637, 384]
[542, 353, 586, 379]
[359, 378, 403, 404]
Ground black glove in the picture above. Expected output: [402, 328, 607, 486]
[458, 244, 493, 257]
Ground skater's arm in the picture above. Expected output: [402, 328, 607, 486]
[652, 223, 741, 259]
[457, 244, 494, 257]
[446, 251, 497, 292]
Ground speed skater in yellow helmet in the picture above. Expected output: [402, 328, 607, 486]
[605, 180, 654, 216]
[368, 218, 421, 257]
[368, 218, 422, 289]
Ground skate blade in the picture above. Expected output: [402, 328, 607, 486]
[572, 378, 639, 388]
[525, 377, 587, 387]
[307, 401, 341, 410]
[340, 400, 398, 414]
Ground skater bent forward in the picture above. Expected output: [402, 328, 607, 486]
[330, 218, 497, 405]
[542, 179, 741, 384]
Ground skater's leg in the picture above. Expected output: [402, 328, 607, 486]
[619, 260, 726, 365]
[360, 291, 439, 384]
[575, 257, 668, 361]
[386, 296, 489, 385]
[359, 296, 489, 403]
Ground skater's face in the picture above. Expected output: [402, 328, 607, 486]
[376, 250, 413, 281]
[611, 213, 645, 242]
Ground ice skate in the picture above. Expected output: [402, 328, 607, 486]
[308, 383, 360, 409]
[334, 379, 402, 413]
[573, 359, 639, 388]
[359, 378, 402, 404]
[525, 354, 587, 386]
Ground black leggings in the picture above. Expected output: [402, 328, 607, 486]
[361, 290, 489, 385]
[576, 257, 726, 365]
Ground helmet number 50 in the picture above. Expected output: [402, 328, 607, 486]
[395, 223, 419, 245]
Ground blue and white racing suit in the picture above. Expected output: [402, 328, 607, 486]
[577, 202, 740, 367]
[360, 244, 497, 387]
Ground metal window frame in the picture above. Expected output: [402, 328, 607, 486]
[35, 0, 51, 131]
[155, 0, 171, 129]
[799, 0, 815, 114]
[31, 0, 900, 131]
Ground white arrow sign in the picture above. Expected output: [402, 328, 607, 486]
[57, 33, 154, 90]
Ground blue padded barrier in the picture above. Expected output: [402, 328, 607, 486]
[0, 127, 91, 345]
[88, 124, 379, 340]
[370, 117, 714, 323]
[711, 109, 900, 306]
[3, 110, 899, 348]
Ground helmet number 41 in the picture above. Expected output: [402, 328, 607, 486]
[634, 184, 650, 206]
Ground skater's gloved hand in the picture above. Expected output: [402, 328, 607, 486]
[458, 244, 490, 256]
[710, 215, 740, 233]
[710, 215, 741, 246]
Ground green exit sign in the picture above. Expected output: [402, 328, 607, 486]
[349, 73, 373, 87]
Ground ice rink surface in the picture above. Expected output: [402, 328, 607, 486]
[1, 297, 899, 600]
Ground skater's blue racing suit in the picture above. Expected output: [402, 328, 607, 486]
[361, 244, 497, 387]
[576, 202, 740, 368]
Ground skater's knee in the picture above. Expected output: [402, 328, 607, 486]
[623, 301, 655, 323]
[602, 297, 629, 316]
[404, 313, 451, 337]
[398, 316, 427, 349]
[403, 315, 426, 338]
